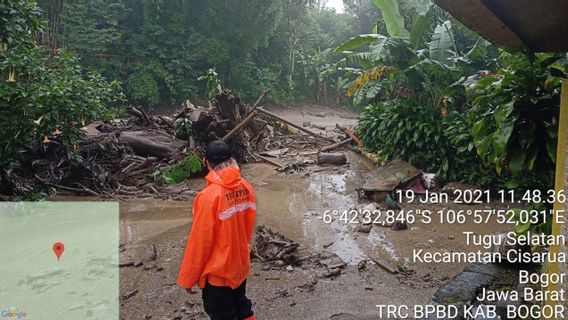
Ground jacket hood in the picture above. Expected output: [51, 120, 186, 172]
[205, 158, 241, 188]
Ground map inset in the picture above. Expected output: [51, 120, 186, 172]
[0, 202, 119, 320]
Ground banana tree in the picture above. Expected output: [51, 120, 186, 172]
[333, 0, 488, 109]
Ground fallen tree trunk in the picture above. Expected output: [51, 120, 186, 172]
[222, 111, 258, 142]
[126, 106, 156, 128]
[317, 153, 347, 165]
[119, 131, 184, 158]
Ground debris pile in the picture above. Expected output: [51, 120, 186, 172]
[2, 89, 358, 199]
[251, 226, 300, 266]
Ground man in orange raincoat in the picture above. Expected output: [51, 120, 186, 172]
[177, 140, 256, 320]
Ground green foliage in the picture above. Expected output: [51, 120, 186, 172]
[0, 0, 42, 48]
[34, 0, 358, 105]
[0, 0, 125, 170]
[126, 70, 159, 107]
[356, 99, 441, 172]
[442, 111, 497, 185]
[355, 99, 483, 182]
[198, 68, 222, 99]
[333, 34, 386, 54]
[151, 154, 202, 184]
[510, 202, 553, 239]
[333, 0, 494, 110]
[370, 0, 410, 38]
[343, 0, 382, 35]
[468, 53, 562, 190]
[428, 20, 454, 64]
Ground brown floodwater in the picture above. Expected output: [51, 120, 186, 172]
[53, 106, 514, 319]
[116, 150, 511, 320]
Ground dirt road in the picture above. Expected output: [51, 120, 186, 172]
[118, 105, 510, 320]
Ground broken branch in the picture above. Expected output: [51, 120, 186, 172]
[257, 107, 334, 143]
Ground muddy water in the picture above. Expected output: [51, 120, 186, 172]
[118, 149, 511, 319]
[248, 153, 375, 265]
[112, 105, 515, 319]
[120, 200, 196, 245]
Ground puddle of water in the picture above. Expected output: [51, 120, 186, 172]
[249, 152, 375, 265]
[368, 228, 400, 262]
[120, 200, 192, 245]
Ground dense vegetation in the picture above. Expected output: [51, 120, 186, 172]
[341, 0, 565, 190]
[34, 0, 368, 106]
[1, 0, 565, 194]
[0, 0, 124, 174]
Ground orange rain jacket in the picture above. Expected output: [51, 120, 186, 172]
[177, 160, 256, 290]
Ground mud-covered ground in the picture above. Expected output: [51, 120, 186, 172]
[118, 105, 511, 320]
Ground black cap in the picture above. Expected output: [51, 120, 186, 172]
[205, 140, 232, 165]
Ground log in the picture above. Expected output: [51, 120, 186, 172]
[251, 89, 270, 110]
[317, 153, 347, 165]
[119, 131, 184, 158]
[253, 153, 285, 168]
[132, 157, 158, 171]
[220, 90, 267, 142]
[336, 123, 363, 147]
[126, 107, 144, 120]
[257, 107, 334, 142]
[222, 111, 258, 142]
[370, 256, 399, 274]
[320, 138, 353, 153]
[140, 107, 157, 128]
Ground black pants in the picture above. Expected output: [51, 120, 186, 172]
[202, 279, 254, 320]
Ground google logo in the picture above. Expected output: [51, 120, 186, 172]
[1, 311, 28, 319]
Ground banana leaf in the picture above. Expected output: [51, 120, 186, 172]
[333, 34, 386, 54]
[371, 0, 410, 38]
[429, 20, 454, 64]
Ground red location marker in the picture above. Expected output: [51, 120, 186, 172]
[53, 242, 65, 261]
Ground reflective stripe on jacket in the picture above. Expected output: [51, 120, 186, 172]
[177, 160, 256, 290]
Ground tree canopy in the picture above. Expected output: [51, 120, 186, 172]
[34, 0, 360, 106]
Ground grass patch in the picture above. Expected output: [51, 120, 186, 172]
[152, 154, 202, 184]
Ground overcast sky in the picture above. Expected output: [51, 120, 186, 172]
[325, 0, 345, 13]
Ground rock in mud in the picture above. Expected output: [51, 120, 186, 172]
[324, 268, 341, 278]
[430, 263, 506, 305]
[358, 259, 367, 271]
[390, 221, 408, 231]
[320, 254, 346, 269]
[356, 224, 372, 233]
